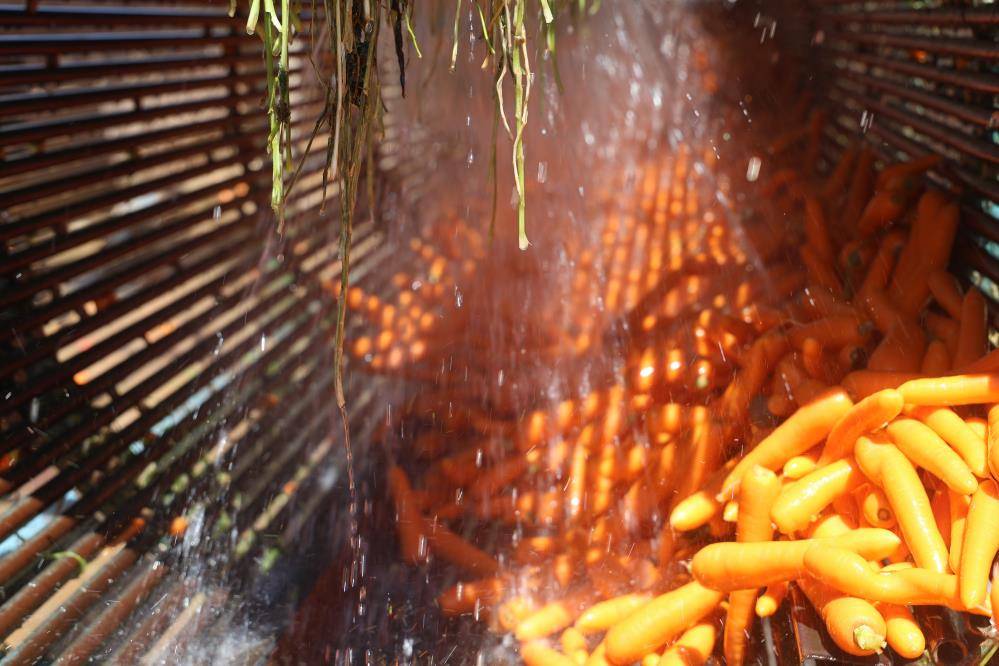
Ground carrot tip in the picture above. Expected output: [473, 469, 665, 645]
[853, 626, 886, 653]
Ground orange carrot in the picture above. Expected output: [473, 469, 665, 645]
[691, 529, 901, 591]
[438, 577, 504, 615]
[839, 148, 876, 233]
[756, 582, 788, 618]
[842, 370, 922, 400]
[867, 320, 926, 373]
[857, 230, 907, 302]
[521, 641, 579, 666]
[561, 627, 588, 655]
[771, 458, 865, 534]
[961, 347, 999, 373]
[927, 270, 963, 320]
[907, 405, 989, 478]
[858, 485, 896, 529]
[725, 466, 781, 665]
[387, 466, 429, 564]
[656, 621, 717, 666]
[886, 418, 978, 495]
[956, 286, 988, 370]
[820, 144, 859, 201]
[789, 316, 867, 350]
[603, 582, 724, 665]
[516, 600, 578, 641]
[782, 450, 819, 480]
[949, 490, 971, 573]
[873, 444, 950, 573]
[876, 154, 941, 190]
[721, 388, 853, 498]
[820, 389, 903, 463]
[803, 196, 835, 264]
[796, 576, 886, 656]
[959, 480, 999, 609]
[899, 374, 999, 406]
[575, 594, 651, 635]
[921, 340, 951, 374]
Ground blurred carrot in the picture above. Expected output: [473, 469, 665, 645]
[927, 270, 963, 320]
[954, 288, 987, 369]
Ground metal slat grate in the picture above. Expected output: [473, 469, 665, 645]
[0, 3, 384, 662]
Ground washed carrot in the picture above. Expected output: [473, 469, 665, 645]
[721, 388, 853, 498]
[788, 316, 867, 350]
[725, 466, 781, 665]
[820, 389, 903, 463]
[886, 418, 978, 495]
[906, 405, 988, 478]
[656, 621, 717, 666]
[921, 340, 951, 375]
[820, 144, 859, 201]
[839, 148, 876, 233]
[948, 490, 971, 573]
[959, 480, 999, 609]
[927, 270, 963, 320]
[867, 320, 926, 373]
[516, 600, 578, 641]
[989, 404, 999, 480]
[796, 576, 886, 656]
[584, 642, 610, 666]
[842, 370, 922, 400]
[521, 641, 578, 666]
[961, 347, 999, 373]
[670, 462, 735, 531]
[899, 374, 999, 406]
[575, 593, 651, 635]
[954, 288, 988, 369]
[691, 529, 901, 591]
[876, 154, 940, 190]
[880, 604, 927, 659]
[782, 450, 819, 480]
[603, 582, 723, 665]
[803, 196, 835, 264]
[857, 230, 906, 301]
[873, 444, 950, 573]
[803, 545, 965, 608]
[771, 458, 865, 534]
[387, 466, 429, 564]
[561, 627, 588, 655]
[425, 521, 500, 576]
[756, 582, 788, 617]
[808, 511, 858, 538]
[438, 577, 504, 615]
[858, 485, 896, 529]
[931, 487, 952, 551]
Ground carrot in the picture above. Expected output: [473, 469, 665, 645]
[771, 458, 865, 534]
[516, 600, 578, 641]
[880, 604, 927, 659]
[948, 490, 971, 573]
[721, 332, 788, 421]
[425, 521, 500, 576]
[561, 627, 588, 655]
[803, 545, 968, 608]
[857, 230, 906, 301]
[842, 370, 922, 400]
[858, 485, 896, 529]
[796, 576, 886, 656]
[899, 374, 999, 406]
[725, 466, 781, 666]
[886, 418, 978, 494]
[921, 340, 951, 374]
[876, 154, 941, 190]
[990, 404, 999, 481]
[438, 577, 504, 615]
[927, 270, 963, 320]
[867, 320, 927, 373]
[670, 462, 734, 531]
[954, 288, 988, 369]
[656, 621, 717, 666]
[584, 642, 610, 666]
[782, 450, 819, 480]
[809, 511, 858, 538]
[932, 486, 952, 550]
[801, 337, 825, 380]
[959, 480, 999, 609]
[691, 528, 901, 591]
[788, 316, 867, 350]
[603, 582, 723, 665]
[873, 444, 950, 573]
[820, 144, 859, 201]
[820, 389, 903, 463]
[839, 148, 876, 233]
[469, 455, 528, 498]
[575, 594, 651, 635]
[387, 466, 429, 564]
[906, 405, 989, 478]
[800, 284, 859, 320]
[721, 388, 853, 498]
[857, 191, 905, 237]
[498, 597, 535, 632]
[756, 582, 788, 617]
[521, 641, 579, 666]
[961, 347, 999, 373]
[803, 196, 835, 264]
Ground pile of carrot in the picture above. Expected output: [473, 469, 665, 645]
[358, 120, 996, 664]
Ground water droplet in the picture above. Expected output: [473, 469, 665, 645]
[746, 156, 762, 182]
